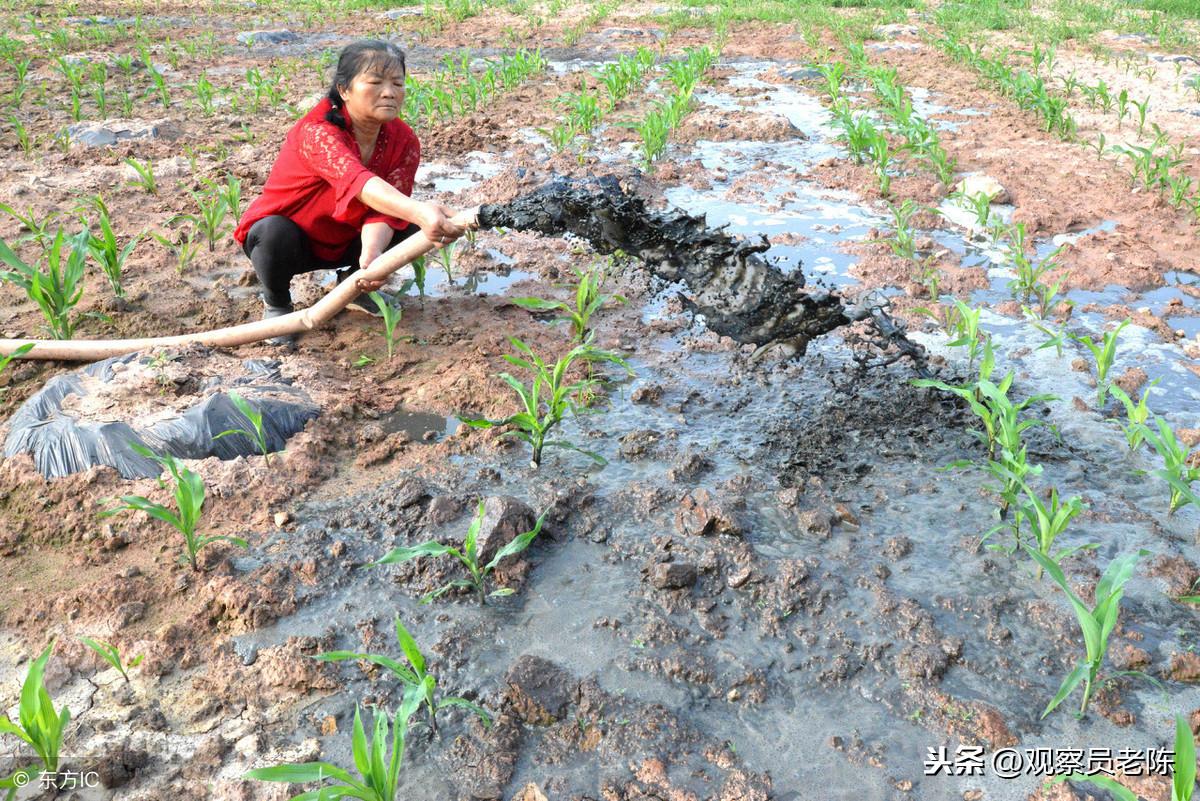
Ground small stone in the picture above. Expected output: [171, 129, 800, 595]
[273, 511, 291, 528]
[727, 566, 753, 588]
[726, 687, 741, 702]
[651, 561, 698, 590]
[476, 496, 537, 565]
[798, 508, 832, 539]
[505, 655, 578, 725]
[1170, 652, 1200, 682]
[833, 503, 859, 526]
[883, 536, 913, 559]
[631, 384, 664, 404]
[119, 565, 142, 579]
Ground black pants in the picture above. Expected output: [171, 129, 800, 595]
[242, 215, 416, 308]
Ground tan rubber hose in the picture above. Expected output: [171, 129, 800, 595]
[0, 208, 481, 361]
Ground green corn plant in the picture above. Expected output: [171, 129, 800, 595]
[1133, 96, 1150, 137]
[81, 195, 140, 300]
[1071, 319, 1129, 409]
[145, 64, 170, 108]
[0, 343, 34, 386]
[437, 240, 454, 283]
[101, 444, 247, 571]
[817, 61, 846, 101]
[866, 128, 895, 196]
[0, 228, 90, 340]
[1138, 414, 1200, 514]
[369, 291, 403, 359]
[212, 173, 242, 219]
[512, 262, 626, 342]
[214, 390, 275, 465]
[316, 617, 489, 733]
[1108, 381, 1158, 450]
[459, 337, 630, 467]
[123, 157, 156, 194]
[943, 298, 984, 370]
[78, 637, 143, 684]
[190, 72, 216, 114]
[1049, 713, 1195, 801]
[1115, 88, 1129, 128]
[0, 203, 60, 249]
[182, 187, 230, 251]
[7, 114, 32, 156]
[1016, 482, 1087, 579]
[245, 697, 421, 801]
[152, 224, 202, 275]
[1025, 548, 1146, 719]
[0, 641, 70, 799]
[371, 499, 546, 606]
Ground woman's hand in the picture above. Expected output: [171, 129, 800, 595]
[416, 202, 466, 247]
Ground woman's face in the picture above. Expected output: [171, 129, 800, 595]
[340, 63, 406, 126]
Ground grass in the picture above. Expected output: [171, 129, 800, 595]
[1025, 548, 1146, 719]
[101, 445, 247, 571]
[459, 337, 630, 468]
[371, 499, 546, 604]
[0, 641, 70, 796]
[316, 617, 489, 733]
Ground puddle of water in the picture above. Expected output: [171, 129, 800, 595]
[379, 407, 460, 441]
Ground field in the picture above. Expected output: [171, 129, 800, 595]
[0, 0, 1199, 798]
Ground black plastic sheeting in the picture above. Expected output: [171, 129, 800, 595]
[4, 352, 320, 479]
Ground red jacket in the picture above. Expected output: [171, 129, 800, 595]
[234, 98, 420, 261]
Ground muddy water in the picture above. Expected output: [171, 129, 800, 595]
[216, 57, 1200, 800]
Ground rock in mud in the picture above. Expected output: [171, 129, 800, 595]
[1170, 652, 1200, 683]
[676, 489, 745, 537]
[651, 561, 698, 590]
[504, 655, 579, 725]
[477, 496, 537, 564]
[797, 508, 833, 538]
[619, 429, 665, 460]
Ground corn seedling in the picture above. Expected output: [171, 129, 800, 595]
[7, 114, 32, 156]
[190, 72, 217, 114]
[817, 61, 846, 101]
[81, 195, 140, 300]
[461, 337, 630, 467]
[885, 199, 920, 261]
[124, 157, 157, 194]
[1049, 713, 1195, 801]
[0, 228, 90, 340]
[214, 391, 275, 465]
[1071, 319, 1129, 409]
[317, 617, 489, 735]
[1138, 414, 1200, 515]
[369, 291, 403, 359]
[512, 262, 625, 342]
[1109, 381, 1158, 450]
[943, 298, 985, 370]
[436, 241, 454, 283]
[1025, 547, 1145, 718]
[372, 500, 546, 607]
[0, 201, 61, 254]
[1133, 96, 1150, 137]
[0, 641, 70, 798]
[245, 698, 420, 801]
[78, 637, 143, 683]
[101, 444, 247, 571]
[1016, 482, 1087, 579]
[180, 187, 230, 252]
[211, 173, 242, 220]
[152, 223, 202, 275]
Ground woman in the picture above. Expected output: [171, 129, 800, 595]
[234, 40, 464, 341]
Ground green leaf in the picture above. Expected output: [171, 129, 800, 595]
[1175, 714, 1196, 801]
[486, 512, 545, 571]
[393, 618, 425, 676]
[369, 541, 457, 567]
[243, 762, 354, 784]
[1041, 661, 1088, 719]
[437, 696, 492, 727]
[511, 297, 566, 312]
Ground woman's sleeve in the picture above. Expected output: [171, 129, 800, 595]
[296, 120, 377, 219]
[363, 133, 422, 230]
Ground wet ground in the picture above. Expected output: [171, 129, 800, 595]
[0, 3, 1199, 801]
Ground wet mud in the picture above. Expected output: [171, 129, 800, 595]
[479, 174, 858, 356]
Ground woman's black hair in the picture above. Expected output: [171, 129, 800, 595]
[324, 40, 407, 129]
